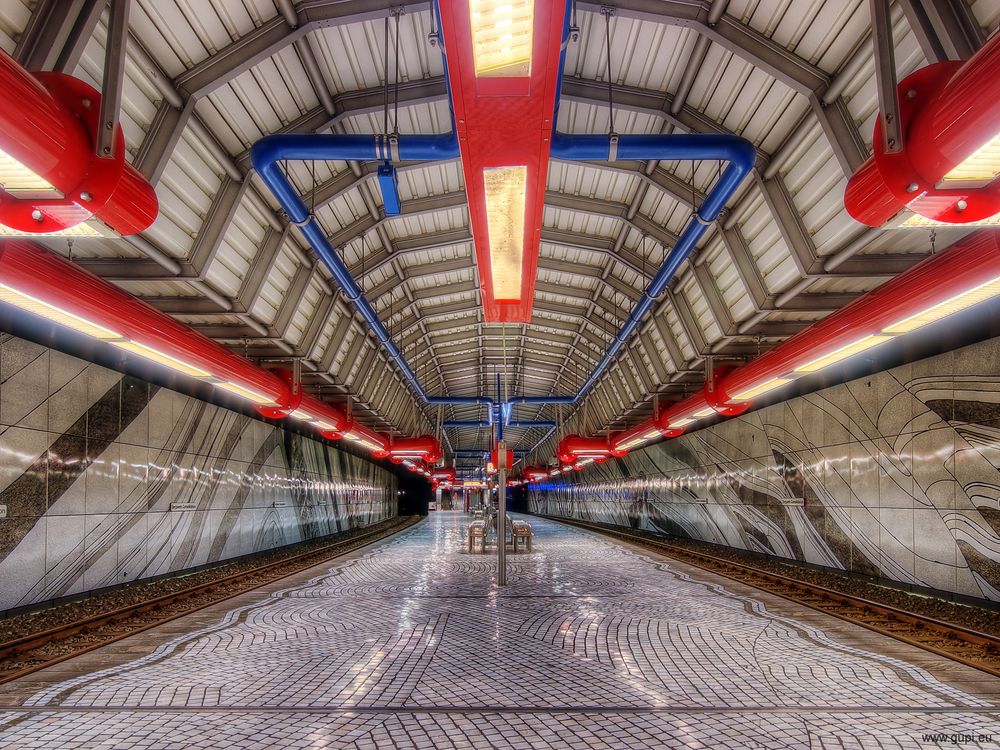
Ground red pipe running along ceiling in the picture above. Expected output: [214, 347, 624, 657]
[437, 0, 566, 322]
[844, 31, 1000, 228]
[0, 51, 157, 236]
[0, 240, 445, 463]
[542, 232, 1000, 476]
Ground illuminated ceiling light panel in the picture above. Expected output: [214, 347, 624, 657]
[289, 409, 315, 422]
[469, 0, 534, 78]
[882, 276, 1000, 334]
[641, 429, 661, 440]
[897, 211, 1000, 228]
[0, 282, 122, 340]
[343, 431, 383, 452]
[670, 417, 696, 428]
[482, 165, 527, 301]
[693, 407, 715, 418]
[315, 420, 339, 431]
[216, 381, 279, 405]
[939, 132, 1000, 185]
[618, 437, 647, 451]
[793, 334, 893, 373]
[111, 340, 212, 378]
[729, 377, 792, 402]
[0, 219, 108, 237]
[0, 148, 58, 196]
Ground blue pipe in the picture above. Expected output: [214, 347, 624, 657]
[444, 419, 556, 428]
[495, 372, 503, 443]
[453, 449, 530, 456]
[250, 0, 755, 428]
[507, 132, 756, 407]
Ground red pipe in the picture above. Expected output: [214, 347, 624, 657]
[294, 393, 351, 435]
[0, 52, 157, 235]
[381, 435, 441, 463]
[345, 421, 389, 455]
[845, 33, 1000, 226]
[0, 240, 290, 405]
[721, 231, 1000, 398]
[573, 232, 1000, 461]
[0, 240, 441, 459]
[523, 467, 550, 482]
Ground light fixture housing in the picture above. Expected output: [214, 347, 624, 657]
[438, 0, 565, 322]
[0, 54, 158, 236]
[844, 34, 1000, 228]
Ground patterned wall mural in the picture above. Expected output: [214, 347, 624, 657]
[529, 336, 1000, 604]
[0, 334, 398, 613]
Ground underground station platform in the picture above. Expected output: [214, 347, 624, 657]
[1, 0, 1000, 747]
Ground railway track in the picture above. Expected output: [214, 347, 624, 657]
[0, 516, 420, 686]
[545, 515, 1000, 679]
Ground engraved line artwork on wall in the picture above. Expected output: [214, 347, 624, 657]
[0, 335, 397, 613]
[530, 336, 1000, 603]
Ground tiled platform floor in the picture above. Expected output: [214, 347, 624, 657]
[1, 512, 999, 748]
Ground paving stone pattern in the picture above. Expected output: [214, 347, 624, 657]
[1, 512, 998, 748]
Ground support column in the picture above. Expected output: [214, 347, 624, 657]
[497, 440, 507, 587]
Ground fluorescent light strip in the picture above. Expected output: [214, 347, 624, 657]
[939, 132, 1000, 184]
[794, 334, 893, 373]
[469, 0, 534, 78]
[898, 212, 1000, 228]
[0, 283, 123, 340]
[0, 282, 293, 404]
[315, 420, 339, 431]
[110, 340, 212, 378]
[728, 377, 792, 402]
[641, 429, 661, 440]
[617, 437, 647, 451]
[670, 417, 695, 428]
[482, 165, 527, 301]
[289, 408, 315, 422]
[0, 220, 107, 237]
[0, 148, 58, 195]
[882, 276, 1000, 334]
[216, 381, 279, 405]
[693, 408, 715, 418]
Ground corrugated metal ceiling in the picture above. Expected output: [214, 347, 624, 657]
[2, 0, 996, 460]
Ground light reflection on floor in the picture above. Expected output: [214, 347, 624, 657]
[1, 511, 998, 748]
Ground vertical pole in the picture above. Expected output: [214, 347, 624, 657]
[98, 0, 130, 159]
[870, 0, 902, 154]
[497, 439, 507, 586]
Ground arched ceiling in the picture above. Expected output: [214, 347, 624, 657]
[3, 0, 997, 461]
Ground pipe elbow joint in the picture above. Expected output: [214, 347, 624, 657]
[725, 137, 757, 176]
[250, 135, 287, 175]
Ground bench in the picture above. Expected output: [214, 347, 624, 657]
[467, 520, 486, 553]
[511, 521, 532, 553]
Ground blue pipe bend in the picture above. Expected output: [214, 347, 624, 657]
[249, 19, 755, 424]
